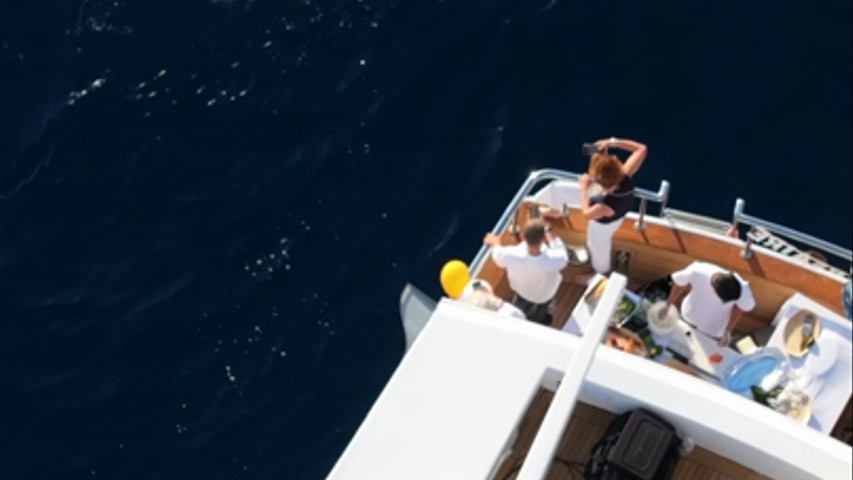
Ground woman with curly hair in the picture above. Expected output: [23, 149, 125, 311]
[579, 137, 647, 274]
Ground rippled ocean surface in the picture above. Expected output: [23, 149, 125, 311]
[0, 1, 850, 478]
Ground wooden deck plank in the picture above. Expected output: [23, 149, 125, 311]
[695, 464, 711, 480]
[672, 459, 692, 478]
[681, 461, 700, 480]
[569, 421, 597, 463]
[551, 280, 586, 329]
[555, 417, 580, 457]
[517, 391, 549, 450]
[684, 446, 752, 479]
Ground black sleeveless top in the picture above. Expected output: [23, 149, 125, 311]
[590, 176, 636, 224]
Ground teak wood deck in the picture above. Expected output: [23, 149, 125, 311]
[492, 390, 773, 480]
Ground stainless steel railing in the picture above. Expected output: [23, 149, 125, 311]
[469, 168, 851, 280]
[732, 198, 852, 264]
[469, 169, 671, 275]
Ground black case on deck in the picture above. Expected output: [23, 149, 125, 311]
[584, 409, 680, 480]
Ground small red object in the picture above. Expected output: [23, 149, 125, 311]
[709, 353, 723, 364]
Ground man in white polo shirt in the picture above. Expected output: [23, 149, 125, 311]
[483, 219, 568, 325]
[666, 261, 756, 346]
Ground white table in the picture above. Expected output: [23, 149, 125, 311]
[767, 293, 853, 433]
[562, 274, 741, 383]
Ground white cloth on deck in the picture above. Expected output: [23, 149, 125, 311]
[491, 237, 568, 304]
[671, 262, 756, 339]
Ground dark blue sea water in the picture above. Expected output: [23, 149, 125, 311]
[0, 1, 850, 478]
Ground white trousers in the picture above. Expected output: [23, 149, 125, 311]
[587, 219, 623, 273]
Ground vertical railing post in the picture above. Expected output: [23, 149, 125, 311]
[741, 226, 755, 260]
[731, 198, 745, 234]
[659, 180, 670, 214]
[635, 198, 647, 232]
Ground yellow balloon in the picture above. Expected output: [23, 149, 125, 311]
[440, 260, 470, 299]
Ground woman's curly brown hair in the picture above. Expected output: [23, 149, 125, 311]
[589, 153, 625, 189]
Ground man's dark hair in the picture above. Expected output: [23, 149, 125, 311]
[712, 273, 742, 303]
[523, 219, 547, 247]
